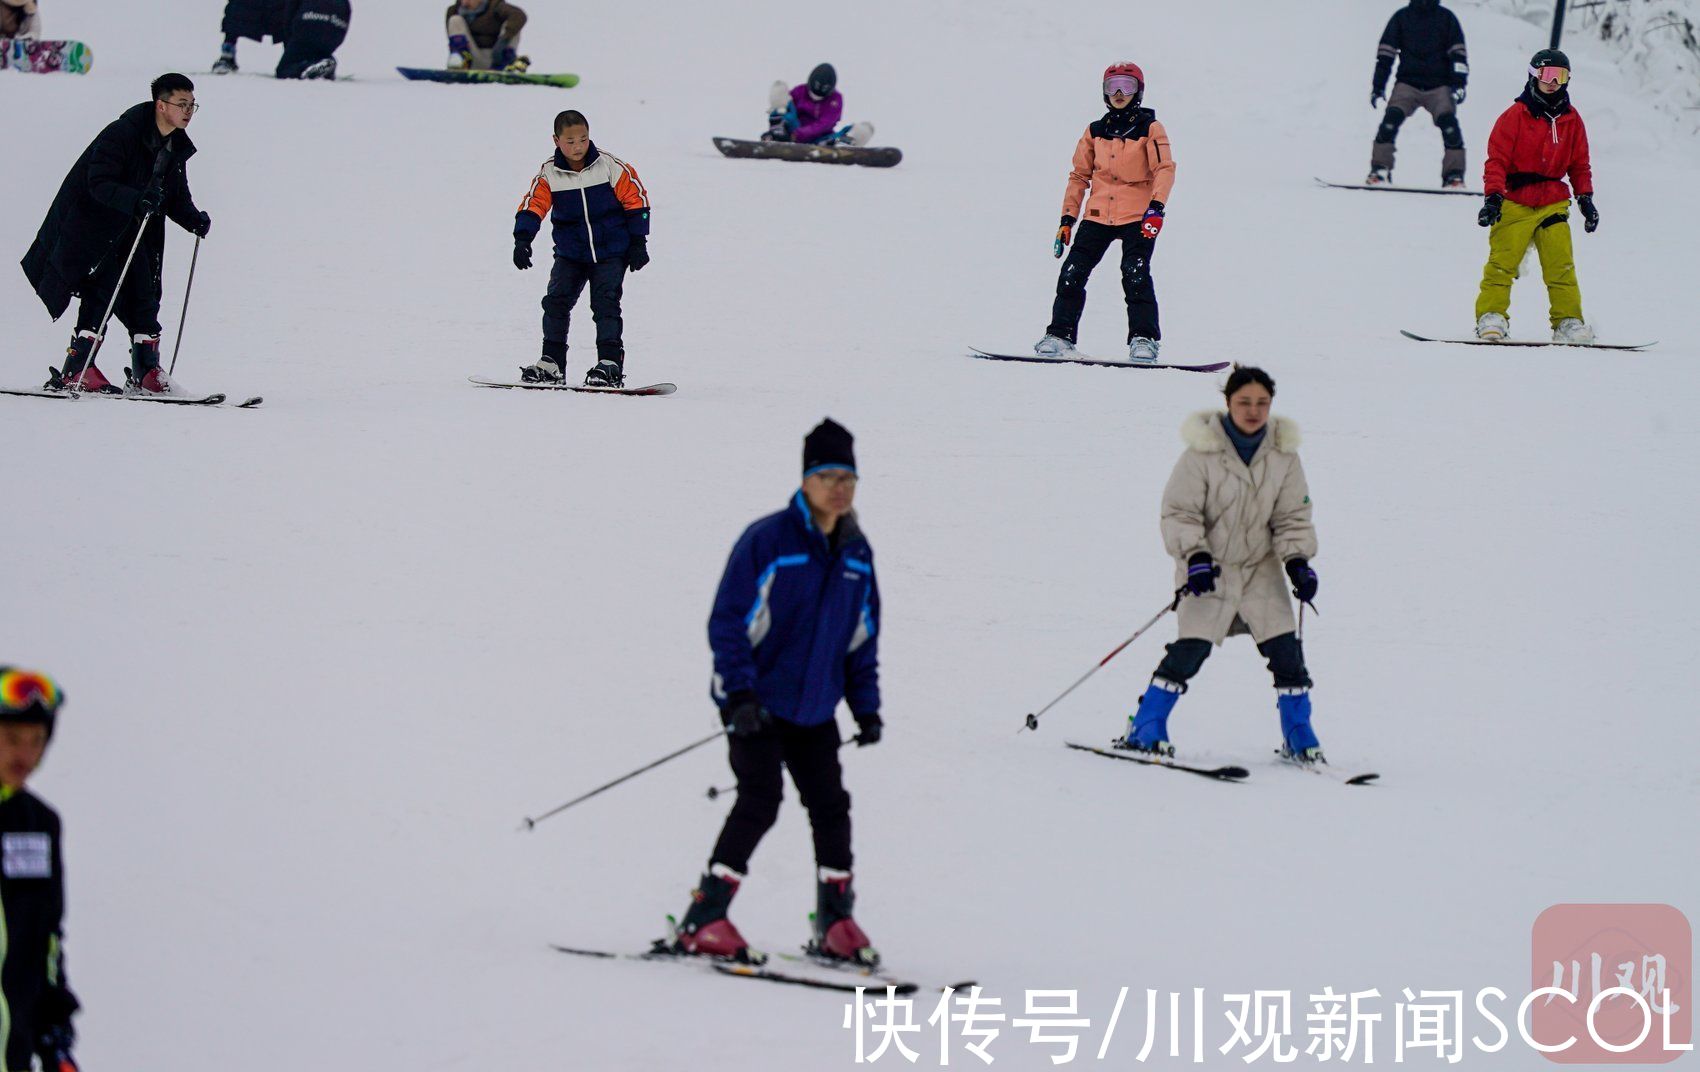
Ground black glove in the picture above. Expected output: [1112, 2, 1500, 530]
[1477, 193, 1503, 228]
[1451, 86, 1466, 105]
[720, 692, 772, 738]
[1185, 552, 1219, 596]
[513, 237, 533, 270]
[626, 235, 649, 272]
[136, 184, 164, 217]
[36, 1022, 77, 1072]
[194, 210, 211, 238]
[853, 713, 882, 747]
[1372, 88, 1385, 108]
[1577, 194, 1599, 233]
[1286, 558, 1319, 603]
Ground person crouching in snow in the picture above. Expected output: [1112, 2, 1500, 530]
[762, 63, 874, 147]
[1474, 49, 1599, 344]
[1035, 62, 1175, 364]
[1120, 367, 1327, 763]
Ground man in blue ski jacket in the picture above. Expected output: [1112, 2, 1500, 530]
[671, 418, 883, 968]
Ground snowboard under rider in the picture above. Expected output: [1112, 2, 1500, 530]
[445, 0, 528, 73]
[1473, 49, 1597, 345]
[21, 73, 212, 396]
[1035, 62, 1175, 364]
[513, 110, 652, 388]
[672, 419, 883, 968]
[1120, 367, 1326, 763]
[1367, 0, 1470, 187]
[762, 64, 873, 147]
[0, 668, 80, 1072]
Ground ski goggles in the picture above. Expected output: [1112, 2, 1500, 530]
[0, 669, 61, 717]
[1530, 65, 1570, 85]
[1103, 75, 1141, 98]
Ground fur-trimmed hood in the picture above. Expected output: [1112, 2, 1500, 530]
[1180, 411, 1302, 454]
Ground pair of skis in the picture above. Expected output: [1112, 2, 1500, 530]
[0, 383, 262, 408]
[1066, 741, 1379, 786]
[552, 939, 973, 995]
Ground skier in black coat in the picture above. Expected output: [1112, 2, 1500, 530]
[20, 74, 211, 394]
[1368, 0, 1470, 187]
[0, 668, 78, 1072]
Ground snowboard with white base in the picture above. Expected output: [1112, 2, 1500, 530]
[970, 348, 1229, 372]
[1315, 177, 1480, 197]
[1399, 330, 1655, 351]
[469, 375, 675, 397]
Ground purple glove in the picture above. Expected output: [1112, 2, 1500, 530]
[1186, 552, 1219, 596]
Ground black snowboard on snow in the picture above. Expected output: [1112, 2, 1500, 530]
[1315, 177, 1481, 197]
[1399, 330, 1655, 351]
[713, 137, 901, 168]
[970, 348, 1229, 372]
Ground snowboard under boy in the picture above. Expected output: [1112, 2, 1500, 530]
[1474, 49, 1598, 344]
[1036, 62, 1175, 363]
[762, 63, 873, 147]
[513, 109, 651, 388]
[0, 668, 80, 1072]
[1367, 0, 1470, 187]
[21, 73, 212, 395]
[445, 0, 528, 72]
[672, 419, 883, 967]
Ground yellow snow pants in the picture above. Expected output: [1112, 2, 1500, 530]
[1475, 199, 1583, 327]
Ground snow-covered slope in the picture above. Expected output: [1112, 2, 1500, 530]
[4, 1, 1697, 1068]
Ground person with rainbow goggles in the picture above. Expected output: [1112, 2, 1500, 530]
[0, 668, 79, 1072]
[1474, 49, 1600, 344]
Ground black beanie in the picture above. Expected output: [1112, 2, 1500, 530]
[803, 418, 856, 476]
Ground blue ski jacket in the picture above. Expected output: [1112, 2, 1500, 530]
[708, 492, 881, 726]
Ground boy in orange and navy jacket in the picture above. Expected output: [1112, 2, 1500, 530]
[514, 109, 651, 388]
[1036, 62, 1176, 364]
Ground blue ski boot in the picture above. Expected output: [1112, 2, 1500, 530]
[1119, 680, 1183, 756]
[1277, 688, 1324, 763]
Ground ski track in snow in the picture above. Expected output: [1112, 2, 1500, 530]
[3, 1, 1698, 1068]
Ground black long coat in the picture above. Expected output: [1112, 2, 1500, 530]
[20, 103, 202, 320]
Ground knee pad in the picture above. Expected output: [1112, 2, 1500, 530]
[1375, 107, 1407, 143]
[1436, 114, 1464, 150]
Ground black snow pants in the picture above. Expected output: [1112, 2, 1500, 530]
[1153, 632, 1313, 691]
[541, 256, 625, 364]
[710, 719, 852, 875]
[1047, 219, 1160, 344]
[73, 233, 162, 340]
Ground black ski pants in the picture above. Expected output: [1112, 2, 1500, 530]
[710, 719, 851, 875]
[541, 255, 625, 364]
[1047, 219, 1160, 344]
[74, 237, 162, 340]
[1153, 632, 1313, 691]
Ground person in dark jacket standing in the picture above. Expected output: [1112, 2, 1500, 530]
[1368, 0, 1469, 187]
[671, 419, 883, 968]
[20, 74, 212, 395]
[0, 668, 79, 1072]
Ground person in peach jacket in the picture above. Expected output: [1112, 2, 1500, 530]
[1035, 62, 1176, 363]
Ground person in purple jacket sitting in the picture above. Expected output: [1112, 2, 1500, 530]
[763, 63, 875, 147]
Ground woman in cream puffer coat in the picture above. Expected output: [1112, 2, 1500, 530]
[1121, 367, 1326, 761]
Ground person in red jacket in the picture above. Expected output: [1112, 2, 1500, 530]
[1474, 48, 1598, 344]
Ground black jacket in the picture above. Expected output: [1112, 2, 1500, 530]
[21, 102, 202, 320]
[0, 788, 77, 1072]
[1374, 0, 1469, 94]
[221, 0, 290, 43]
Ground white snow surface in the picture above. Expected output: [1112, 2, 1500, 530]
[4, 1, 1699, 1069]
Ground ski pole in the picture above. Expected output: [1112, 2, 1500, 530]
[520, 729, 724, 831]
[706, 783, 736, 800]
[168, 233, 201, 375]
[1021, 587, 1187, 733]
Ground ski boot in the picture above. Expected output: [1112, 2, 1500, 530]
[446, 35, 473, 70]
[212, 44, 237, 75]
[300, 57, 337, 80]
[1475, 312, 1509, 341]
[1276, 687, 1324, 764]
[1127, 337, 1160, 363]
[1552, 318, 1595, 345]
[583, 359, 624, 388]
[52, 331, 116, 393]
[807, 867, 878, 968]
[1442, 171, 1466, 190]
[519, 355, 565, 384]
[1033, 334, 1078, 359]
[672, 864, 760, 962]
[128, 334, 174, 394]
[1365, 166, 1391, 186]
[1117, 679, 1182, 756]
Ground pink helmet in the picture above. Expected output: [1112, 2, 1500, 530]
[1102, 62, 1145, 105]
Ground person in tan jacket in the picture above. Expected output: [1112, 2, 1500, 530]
[446, 0, 527, 71]
[1036, 61, 1176, 363]
[1119, 367, 1327, 762]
